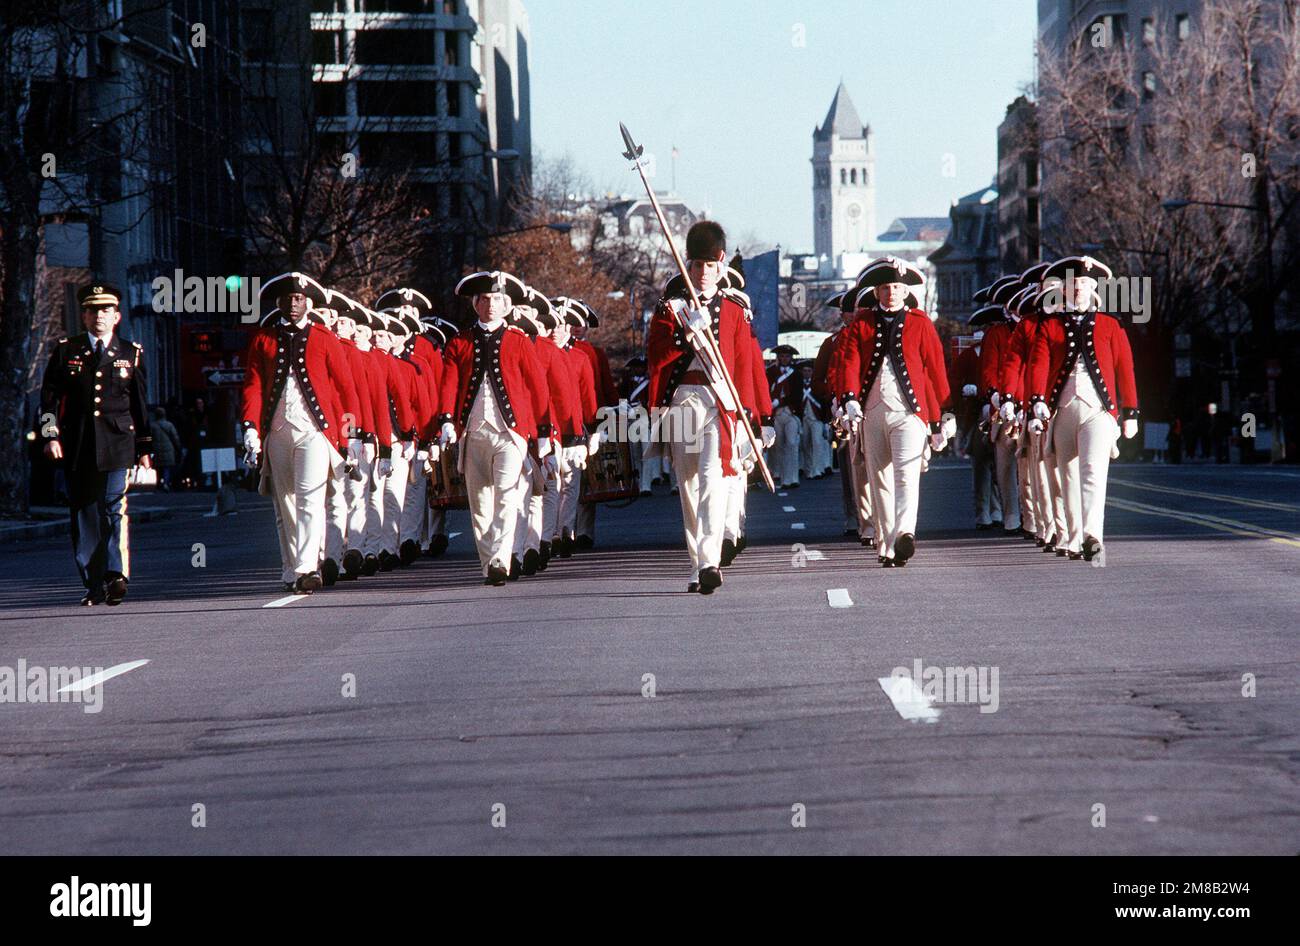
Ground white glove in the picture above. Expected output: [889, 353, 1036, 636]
[377, 457, 393, 479]
[991, 392, 1002, 410]
[929, 431, 947, 453]
[400, 440, 416, 462]
[962, 383, 977, 398]
[761, 425, 776, 448]
[941, 413, 957, 441]
[1032, 401, 1051, 422]
[685, 306, 712, 334]
[415, 448, 429, 462]
[536, 436, 552, 458]
[842, 400, 863, 424]
[587, 431, 602, 456]
[1000, 401, 1016, 423]
[565, 445, 587, 470]
[439, 421, 457, 446]
[1027, 418, 1044, 435]
[1123, 418, 1138, 440]
[242, 427, 261, 455]
[428, 443, 441, 463]
[980, 404, 991, 423]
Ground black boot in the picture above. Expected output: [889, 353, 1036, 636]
[379, 551, 397, 572]
[361, 554, 380, 576]
[894, 533, 916, 565]
[342, 549, 363, 578]
[485, 563, 508, 586]
[105, 573, 129, 606]
[697, 566, 723, 595]
[428, 533, 449, 557]
[399, 539, 420, 566]
[320, 558, 339, 586]
[294, 572, 323, 595]
[508, 555, 521, 581]
[575, 534, 594, 550]
[720, 538, 737, 567]
[1082, 535, 1102, 562]
[538, 541, 551, 571]
[522, 548, 539, 576]
[558, 535, 573, 559]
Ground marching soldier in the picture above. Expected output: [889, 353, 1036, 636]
[437, 271, 551, 586]
[240, 273, 359, 594]
[1027, 256, 1139, 562]
[723, 279, 774, 565]
[812, 291, 865, 540]
[570, 302, 616, 549]
[645, 220, 761, 594]
[984, 276, 1028, 535]
[553, 298, 599, 558]
[767, 344, 802, 488]
[833, 257, 951, 567]
[954, 300, 998, 528]
[797, 360, 833, 479]
[38, 284, 152, 606]
[620, 356, 660, 496]
[529, 293, 583, 572]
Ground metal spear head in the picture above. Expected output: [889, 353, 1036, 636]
[619, 122, 644, 161]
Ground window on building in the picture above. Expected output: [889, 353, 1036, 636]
[1142, 18, 1155, 44]
[1142, 71, 1156, 101]
[358, 81, 435, 116]
[313, 82, 346, 117]
[312, 30, 342, 65]
[356, 29, 437, 65]
[862, 169, 868, 186]
[1176, 14, 1190, 41]
[243, 10, 272, 61]
[850, 168, 857, 184]
[444, 31, 458, 66]
[840, 168, 846, 185]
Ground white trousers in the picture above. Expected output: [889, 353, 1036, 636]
[344, 450, 372, 554]
[723, 472, 746, 542]
[860, 405, 927, 559]
[670, 385, 726, 579]
[463, 427, 526, 574]
[1053, 398, 1117, 553]
[634, 439, 661, 492]
[772, 407, 801, 485]
[800, 412, 832, 477]
[400, 456, 429, 548]
[557, 461, 582, 540]
[380, 445, 411, 555]
[324, 472, 348, 562]
[265, 423, 331, 582]
[542, 465, 561, 543]
[1016, 441, 1037, 535]
[1030, 428, 1067, 543]
[845, 434, 875, 539]
[992, 423, 1021, 530]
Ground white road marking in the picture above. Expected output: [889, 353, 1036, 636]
[805, 549, 827, 561]
[877, 675, 941, 723]
[782, 505, 796, 512]
[263, 594, 307, 609]
[777, 491, 788, 497]
[826, 588, 853, 608]
[449, 532, 462, 540]
[57, 659, 150, 694]
[791, 522, 805, 530]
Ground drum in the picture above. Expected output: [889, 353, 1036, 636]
[427, 444, 469, 510]
[581, 439, 638, 504]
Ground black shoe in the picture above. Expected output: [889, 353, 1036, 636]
[342, 549, 364, 577]
[865, 536, 876, 550]
[736, 535, 747, 554]
[282, 581, 296, 593]
[1068, 551, 1083, 561]
[1035, 538, 1046, 548]
[990, 520, 1004, 530]
[687, 582, 699, 594]
[80, 588, 106, 607]
[1021, 528, 1037, 541]
[1002, 528, 1021, 538]
[787, 482, 799, 489]
[895, 533, 916, 564]
[720, 538, 737, 567]
[576, 535, 594, 550]
[320, 558, 339, 586]
[558, 536, 573, 559]
[1056, 548, 1068, 557]
[399, 539, 420, 566]
[844, 528, 858, 537]
[881, 557, 896, 568]
[379, 551, 397, 572]
[508, 555, 521, 581]
[105, 573, 128, 605]
[697, 566, 722, 594]
[640, 489, 653, 497]
[975, 522, 992, 531]
[294, 572, 322, 595]
[522, 548, 539, 576]
[486, 564, 508, 586]
[361, 554, 380, 576]
[538, 542, 551, 571]
[1082, 535, 1102, 561]
[428, 533, 449, 557]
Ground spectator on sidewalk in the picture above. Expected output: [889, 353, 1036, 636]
[151, 406, 182, 491]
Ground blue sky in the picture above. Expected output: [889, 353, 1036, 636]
[525, 0, 1038, 251]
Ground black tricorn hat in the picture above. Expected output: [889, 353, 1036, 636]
[968, 304, 1007, 327]
[1020, 262, 1050, 285]
[576, 300, 599, 328]
[685, 220, 726, 261]
[626, 356, 646, 370]
[1042, 255, 1113, 282]
[77, 283, 121, 309]
[374, 287, 434, 318]
[454, 270, 527, 304]
[853, 285, 922, 311]
[972, 285, 992, 305]
[554, 296, 587, 328]
[990, 277, 1026, 307]
[825, 290, 847, 310]
[260, 271, 327, 315]
[855, 256, 925, 289]
[772, 344, 800, 357]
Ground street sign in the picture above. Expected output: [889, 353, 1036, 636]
[201, 447, 236, 474]
[203, 367, 245, 386]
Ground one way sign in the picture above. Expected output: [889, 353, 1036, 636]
[203, 367, 245, 386]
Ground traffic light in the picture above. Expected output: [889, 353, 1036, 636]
[220, 235, 244, 293]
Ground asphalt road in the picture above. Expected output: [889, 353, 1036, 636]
[1, 459, 1297, 854]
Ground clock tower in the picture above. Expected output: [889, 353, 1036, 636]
[812, 83, 875, 271]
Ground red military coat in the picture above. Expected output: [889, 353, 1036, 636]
[408, 334, 444, 442]
[811, 330, 841, 405]
[999, 315, 1041, 406]
[1028, 311, 1139, 418]
[977, 321, 1014, 398]
[240, 322, 359, 451]
[574, 338, 617, 408]
[767, 361, 801, 413]
[536, 336, 584, 443]
[831, 309, 950, 428]
[438, 323, 551, 440]
[381, 353, 431, 443]
[645, 291, 754, 412]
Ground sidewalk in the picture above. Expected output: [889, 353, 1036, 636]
[0, 487, 270, 544]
